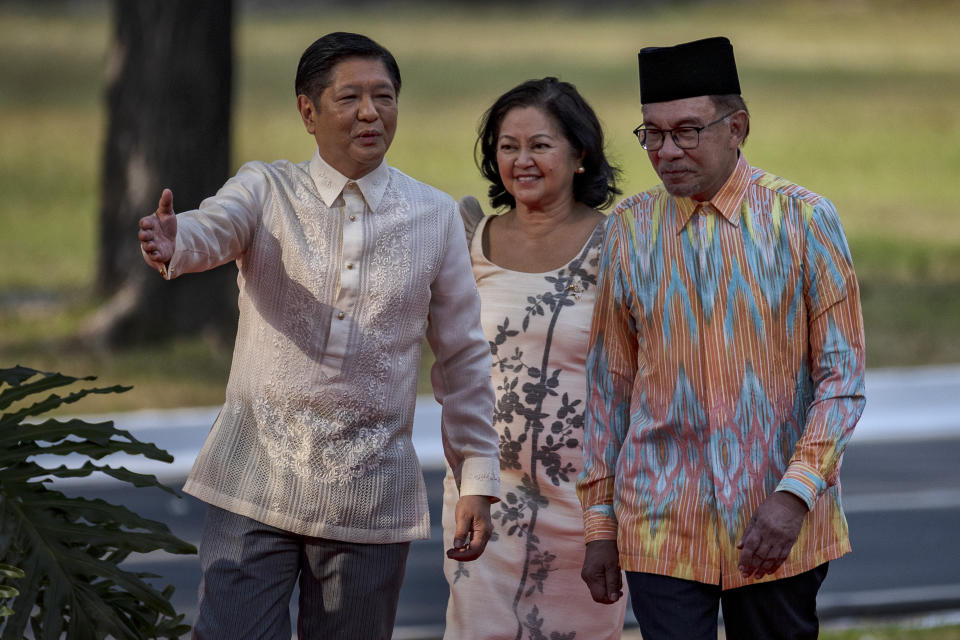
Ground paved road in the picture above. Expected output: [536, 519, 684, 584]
[53, 365, 960, 637]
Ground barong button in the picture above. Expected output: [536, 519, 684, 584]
[337, 311, 345, 320]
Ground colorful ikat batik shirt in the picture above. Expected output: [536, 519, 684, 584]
[577, 154, 866, 589]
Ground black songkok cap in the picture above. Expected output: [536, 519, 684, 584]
[638, 37, 740, 104]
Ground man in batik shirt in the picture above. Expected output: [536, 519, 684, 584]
[578, 36, 865, 639]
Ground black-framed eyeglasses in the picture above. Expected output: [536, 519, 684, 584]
[632, 112, 737, 151]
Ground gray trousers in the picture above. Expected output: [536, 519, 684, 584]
[193, 505, 410, 640]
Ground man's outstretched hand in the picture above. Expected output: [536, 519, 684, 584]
[138, 188, 178, 273]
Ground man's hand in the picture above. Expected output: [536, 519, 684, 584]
[446, 494, 493, 562]
[581, 539, 623, 604]
[737, 490, 808, 579]
[138, 188, 178, 273]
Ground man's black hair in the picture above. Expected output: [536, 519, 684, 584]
[295, 32, 401, 103]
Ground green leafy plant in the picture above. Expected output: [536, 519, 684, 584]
[0, 563, 24, 618]
[0, 365, 196, 639]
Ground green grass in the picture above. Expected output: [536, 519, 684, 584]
[1, 0, 959, 408]
[699, 616, 960, 639]
[821, 623, 960, 640]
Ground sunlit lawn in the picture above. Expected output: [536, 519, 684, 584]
[626, 618, 960, 639]
[1, 0, 959, 411]
[820, 622, 960, 640]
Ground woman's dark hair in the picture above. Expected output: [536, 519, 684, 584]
[295, 32, 401, 103]
[476, 77, 620, 210]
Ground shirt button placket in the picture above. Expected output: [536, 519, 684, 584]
[338, 182, 364, 323]
[696, 207, 709, 271]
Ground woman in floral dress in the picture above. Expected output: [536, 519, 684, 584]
[442, 77, 628, 640]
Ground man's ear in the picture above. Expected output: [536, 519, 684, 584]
[297, 94, 317, 135]
[728, 110, 749, 148]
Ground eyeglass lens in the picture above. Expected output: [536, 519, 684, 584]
[641, 128, 699, 151]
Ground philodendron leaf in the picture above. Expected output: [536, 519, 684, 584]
[32, 462, 182, 497]
[0, 420, 173, 463]
[1, 384, 132, 428]
[0, 368, 90, 411]
[0, 564, 23, 580]
[0, 366, 195, 638]
[0, 562, 21, 618]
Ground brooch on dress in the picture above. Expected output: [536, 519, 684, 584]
[567, 276, 584, 302]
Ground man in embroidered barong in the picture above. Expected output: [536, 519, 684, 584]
[577, 37, 866, 639]
[137, 32, 500, 639]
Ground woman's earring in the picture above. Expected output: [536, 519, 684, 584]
[576, 166, 585, 174]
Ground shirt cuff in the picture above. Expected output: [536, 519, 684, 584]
[776, 461, 827, 510]
[458, 456, 501, 503]
[582, 505, 618, 542]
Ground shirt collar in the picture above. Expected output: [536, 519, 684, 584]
[309, 149, 390, 210]
[673, 153, 752, 234]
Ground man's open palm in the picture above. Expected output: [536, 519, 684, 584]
[138, 188, 178, 272]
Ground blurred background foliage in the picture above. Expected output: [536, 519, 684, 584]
[0, 0, 958, 412]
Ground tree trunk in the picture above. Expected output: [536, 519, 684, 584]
[90, 0, 236, 348]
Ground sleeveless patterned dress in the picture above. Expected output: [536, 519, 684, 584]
[441, 199, 627, 640]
